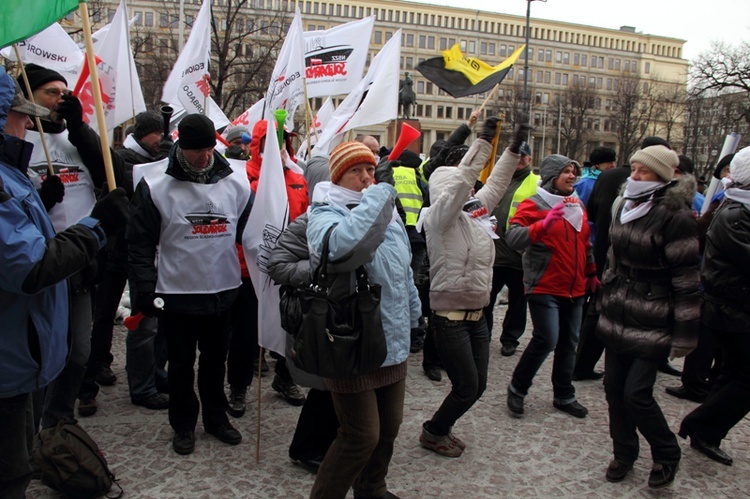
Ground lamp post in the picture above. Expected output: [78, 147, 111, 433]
[522, 0, 546, 123]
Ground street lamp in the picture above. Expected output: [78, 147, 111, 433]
[522, 0, 546, 124]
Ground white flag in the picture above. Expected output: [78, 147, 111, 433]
[297, 96, 334, 160]
[162, 0, 228, 127]
[230, 99, 264, 137]
[242, 109, 290, 356]
[1, 23, 84, 72]
[82, 0, 146, 132]
[313, 31, 401, 156]
[304, 16, 374, 98]
[266, 9, 306, 130]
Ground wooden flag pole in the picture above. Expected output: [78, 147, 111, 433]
[79, 1, 117, 189]
[477, 83, 501, 116]
[13, 45, 55, 175]
[256, 348, 263, 463]
[302, 80, 313, 159]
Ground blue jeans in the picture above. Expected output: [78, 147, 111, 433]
[0, 394, 34, 499]
[510, 294, 584, 405]
[427, 314, 489, 436]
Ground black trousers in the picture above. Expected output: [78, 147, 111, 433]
[227, 278, 258, 390]
[289, 389, 339, 461]
[573, 293, 606, 375]
[681, 326, 750, 444]
[484, 266, 527, 345]
[604, 348, 681, 465]
[79, 269, 128, 399]
[680, 321, 720, 397]
[163, 310, 231, 432]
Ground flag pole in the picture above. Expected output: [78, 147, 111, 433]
[256, 348, 263, 463]
[302, 80, 313, 158]
[477, 83, 500, 116]
[79, 1, 117, 189]
[13, 45, 55, 175]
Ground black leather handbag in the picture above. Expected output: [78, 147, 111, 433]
[279, 225, 387, 379]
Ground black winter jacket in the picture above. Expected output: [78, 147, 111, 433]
[596, 176, 701, 360]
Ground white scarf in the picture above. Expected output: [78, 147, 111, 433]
[536, 187, 583, 231]
[723, 180, 750, 210]
[123, 133, 155, 160]
[619, 179, 664, 224]
[325, 183, 399, 223]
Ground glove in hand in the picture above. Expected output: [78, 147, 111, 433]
[90, 187, 129, 237]
[39, 175, 65, 211]
[56, 94, 84, 131]
[586, 275, 601, 293]
[479, 117, 501, 142]
[374, 157, 397, 186]
[510, 123, 533, 153]
[139, 292, 163, 318]
[541, 203, 564, 232]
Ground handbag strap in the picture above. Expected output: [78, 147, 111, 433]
[313, 224, 336, 288]
[313, 223, 372, 291]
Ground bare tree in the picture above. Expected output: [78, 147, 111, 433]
[608, 72, 656, 161]
[651, 79, 686, 150]
[558, 81, 598, 162]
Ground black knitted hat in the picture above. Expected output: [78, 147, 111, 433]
[589, 146, 616, 166]
[18, 63, 67, 96]
[177, 114, 215, 150]
[133, 111, 163, 139]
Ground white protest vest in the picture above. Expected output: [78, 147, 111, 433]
[147, 161, 250, 294]
[27, 129, 96, 232]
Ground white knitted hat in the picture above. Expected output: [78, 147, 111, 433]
[729, 147, 750, 186]
[630, 145, 678, 182]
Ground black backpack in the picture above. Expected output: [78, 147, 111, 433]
[33, 418, 122, 498]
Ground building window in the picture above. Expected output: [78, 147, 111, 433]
[624, 60, 630, 72]
[426, 82, 433, 94]
[537, 71, 543, 83]
[405, 57, 413, 69]
[425, 105, 432, 117]
[544, 71, 551, 83]
[645, 62, 651, 74]
[160, 13, 168, 28]
[537, 49, 544, 61]
[574, 53, 579, 65]
[555, 72, 561, 85]
[417, 81, 424, 93]
[563, 52, 569, 64]
[545, 50, 552, 62]
[468, 41, 476, 53]
[419, 35, 426, 48]
[134, 11, 143, 26]
[428, 36, 435, 50]
[597, 77, 603, 89]
[374, 31, 382, 44]
[608, 57, 614, 70]
[606, 78, 612, 90]
[581, 54, 587, 66]
[562, 73, 568, 85]
[500, 45, 507, 57]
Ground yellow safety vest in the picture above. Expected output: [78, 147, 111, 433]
[392, 166, 423, 226]
[507, 173, 540, 228]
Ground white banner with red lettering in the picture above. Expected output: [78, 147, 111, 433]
[303, 16, 374, 98]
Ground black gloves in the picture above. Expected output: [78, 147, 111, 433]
[90, 187, 129, 237]
[139, 292, 163, 318]
[157, 138, 174, 160]
[374, 157, 397, 186]
[479, 117, 501, 142]
[509, 123, 533, 154]
[39, 175, 65, 211]
[55, 93, 84, 131]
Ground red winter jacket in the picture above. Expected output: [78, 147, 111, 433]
[505, 194, 595, 298]
[238, 120, 309, 278]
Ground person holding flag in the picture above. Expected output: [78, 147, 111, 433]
[127, 114, 252, 455]
[0, 71, 128, 498]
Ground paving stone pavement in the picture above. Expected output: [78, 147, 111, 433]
[27, 304, 749, 498]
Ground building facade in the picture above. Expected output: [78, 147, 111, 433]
[59, 0, 688, 164]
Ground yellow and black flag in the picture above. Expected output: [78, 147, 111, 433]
[416, 44, 525, 98]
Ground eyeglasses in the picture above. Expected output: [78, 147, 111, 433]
[39, 88, 66, 98]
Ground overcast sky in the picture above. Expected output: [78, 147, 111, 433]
[409, 0, 750, 61]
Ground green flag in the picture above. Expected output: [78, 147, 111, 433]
[0, 0, 81, 49]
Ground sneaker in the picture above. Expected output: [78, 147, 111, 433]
[648, 463, 678, 489]
[507, 389, 524, 417]
[606, 459, 633, 483]
[173, 430, 195, 455]
[272, 375, 306, 406]
[500, 344, 517, 357]
[132, 393, 169, 410]
[227, 386, 247, 418]
[572, 370, 604, 381]
[78, 397, 98, 417]
[553, 400, 588, 418]
[447, 431, 466, 451]
[419, 422, 462, 458]
[205, 422, 242, 445]
[95, 366, 117, 386]
[424, 367, 442, 382]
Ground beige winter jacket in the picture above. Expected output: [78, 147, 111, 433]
[425, 139, 519, 311]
